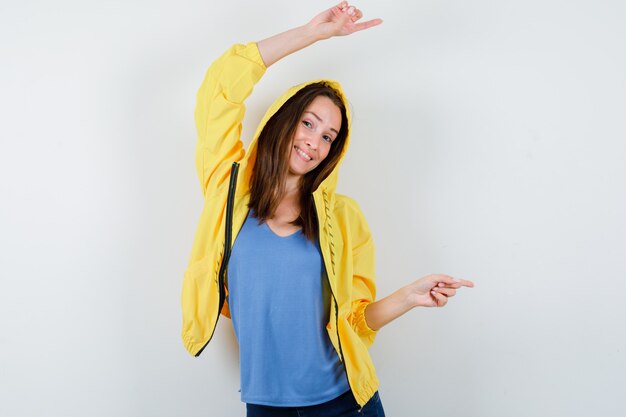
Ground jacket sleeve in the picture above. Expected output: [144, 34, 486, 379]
[346, 199, 378, 348]
[194, 42, 266, 198]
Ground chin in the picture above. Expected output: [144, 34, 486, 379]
[289, 167, 311, 177]
[289, 156, 318, 177]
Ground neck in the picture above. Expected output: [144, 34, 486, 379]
[284, 172, 302, 197]
[272, 173, 302, 221]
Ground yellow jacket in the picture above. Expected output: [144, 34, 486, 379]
[181, 42, 379, 407]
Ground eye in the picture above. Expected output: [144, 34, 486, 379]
[302, 120, 312, 128]
[323, 135, 333, 143]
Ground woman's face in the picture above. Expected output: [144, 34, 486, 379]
[288, 95, 342, 178]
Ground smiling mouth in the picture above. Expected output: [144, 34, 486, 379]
[295, 146, 312, 161]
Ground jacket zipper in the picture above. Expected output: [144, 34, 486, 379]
[195, 162, 240, 357]
[313, 197, 360, 411]
[330, 287, 360, 410]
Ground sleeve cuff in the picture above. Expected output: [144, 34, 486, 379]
[354, 301, 378, 338]
[234, 42, 267, 70]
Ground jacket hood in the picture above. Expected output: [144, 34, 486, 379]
[239, 79, 352, 195]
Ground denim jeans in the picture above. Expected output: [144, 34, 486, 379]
[246, 390, 385, 417]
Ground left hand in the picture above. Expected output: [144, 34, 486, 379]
[405, 274, 475, 308]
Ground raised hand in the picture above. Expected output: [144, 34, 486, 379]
[308, 1, 383, 40]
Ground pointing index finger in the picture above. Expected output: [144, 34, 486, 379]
[353, 18, 383, 32]
[437, 275, 475, 288]
[453, 278, 475, 288]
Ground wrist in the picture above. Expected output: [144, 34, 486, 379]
[398, 285, 420, 310]
[302, 22, 327, 43]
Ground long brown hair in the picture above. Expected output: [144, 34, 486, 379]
[249, 82, 349, 242]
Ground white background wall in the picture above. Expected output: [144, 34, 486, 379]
[1, 1, 625, 416]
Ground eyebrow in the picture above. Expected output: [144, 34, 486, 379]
[304, 111, 339, 135]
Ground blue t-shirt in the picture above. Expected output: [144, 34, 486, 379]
[227, 210, 350, 406]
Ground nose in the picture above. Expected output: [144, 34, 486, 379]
[304, 134, 320, 150]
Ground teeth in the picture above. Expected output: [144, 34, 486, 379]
[296, 147, 312, 161]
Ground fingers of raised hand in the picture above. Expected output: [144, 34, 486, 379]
[341, 5, 362, 21]
[353, 18, 383, 32]
[337, 2, 352, 17]
[337, 3, 382, 31]
[336, 3, 358, 23]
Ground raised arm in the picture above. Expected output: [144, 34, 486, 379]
[194, 42, 266, 197]
[257, 1, 382, 67]
[194, 2, 381, 198]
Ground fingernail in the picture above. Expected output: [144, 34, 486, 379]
[348, 6, 355, 14]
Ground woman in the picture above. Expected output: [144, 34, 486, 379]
[181, 2, 474, 416]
